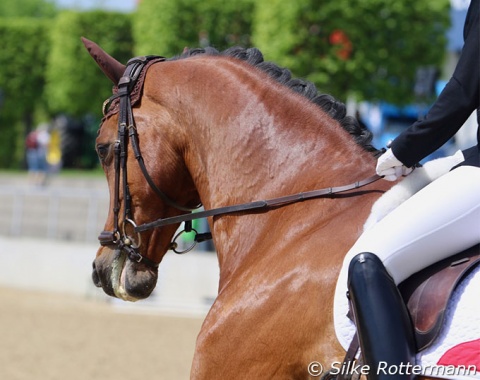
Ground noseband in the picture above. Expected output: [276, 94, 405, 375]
[98, 55, 202, 267]
[97, 55, 383, 269]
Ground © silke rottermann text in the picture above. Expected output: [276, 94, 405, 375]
[307, 360, 478, 377]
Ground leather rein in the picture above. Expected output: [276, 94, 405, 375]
[98, 55, 382, 267]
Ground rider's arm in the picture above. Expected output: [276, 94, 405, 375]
[390, 0, 479, 168]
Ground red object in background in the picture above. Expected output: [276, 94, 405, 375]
[329, 29, 353, 60]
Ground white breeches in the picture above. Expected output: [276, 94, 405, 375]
[334, 165, 480, 315]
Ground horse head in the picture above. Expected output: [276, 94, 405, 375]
[83, 38, 201, 301]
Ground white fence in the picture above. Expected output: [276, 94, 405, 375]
[0, 184, 109, 243]
[0, 235, 219, 317]
[0, 175, 219, 316]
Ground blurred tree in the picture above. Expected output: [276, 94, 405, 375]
[44, 10, 133, 168]
[0, 0, 57, 168]
[45, 10, 133, 117]
[0, 0, 57, 18]
[0, 19, 49, 168]
[0, 0, 452, 169]
[252, 0, 450, 105]
[133, 0, 254, 57]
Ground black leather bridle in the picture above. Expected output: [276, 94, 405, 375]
[98, 55, 203, 267]
[97, 55, 382, 268]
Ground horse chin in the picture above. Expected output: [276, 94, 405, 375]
[92, 248, 158, 302]
[116, 254, 158, 301]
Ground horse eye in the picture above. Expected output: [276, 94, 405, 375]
[96, 143, 111, 161]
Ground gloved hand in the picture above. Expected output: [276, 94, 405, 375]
[376, 148, 413, 181]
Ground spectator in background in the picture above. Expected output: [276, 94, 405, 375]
[46, 126, 62, 175]
[26, 123, 50, 187]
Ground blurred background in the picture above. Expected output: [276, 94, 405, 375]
[0, 0, 476, 379]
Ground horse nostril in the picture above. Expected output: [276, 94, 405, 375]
[91, 261, 102, 288]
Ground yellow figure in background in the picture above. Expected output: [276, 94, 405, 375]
[47, 128, 62, 172]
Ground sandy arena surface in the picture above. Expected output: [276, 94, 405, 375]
[0, 286, 204, 380]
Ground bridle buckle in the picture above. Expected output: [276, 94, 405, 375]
[122, 218, 142, 249]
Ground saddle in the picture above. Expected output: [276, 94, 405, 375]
[399, 243, 480, 351]
[332, 245, 480, 380]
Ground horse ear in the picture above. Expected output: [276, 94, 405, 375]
[81, 37, 126, 84]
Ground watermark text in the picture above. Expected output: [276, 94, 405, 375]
[307, 360, 478, 377]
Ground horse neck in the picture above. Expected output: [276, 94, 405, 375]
[151, 58, 378, 280]
[167, 59, 375, 200]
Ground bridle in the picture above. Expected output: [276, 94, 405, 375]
[97, 55, 383, 268]
[98, 55, 202, 267]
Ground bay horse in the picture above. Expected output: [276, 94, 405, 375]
[83, 38, 476, 379]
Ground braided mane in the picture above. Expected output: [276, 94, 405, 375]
[170, 46, 380, 156]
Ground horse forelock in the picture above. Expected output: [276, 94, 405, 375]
[169, 46, 380, 156]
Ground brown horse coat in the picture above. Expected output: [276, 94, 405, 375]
[86, 40, 393, 379]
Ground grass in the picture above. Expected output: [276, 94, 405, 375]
[56, 168, 105, 178]
[0, 167, 105, 178]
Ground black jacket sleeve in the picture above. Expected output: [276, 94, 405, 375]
[391, 0, 479, 168]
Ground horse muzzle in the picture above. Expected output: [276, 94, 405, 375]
[92, 247, 158, 301]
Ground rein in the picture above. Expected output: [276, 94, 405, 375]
[135, 175, 382, 232]
[98, 55, 383, 267]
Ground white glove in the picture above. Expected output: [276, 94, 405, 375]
[376, 148, 413, 181]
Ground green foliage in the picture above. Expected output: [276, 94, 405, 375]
[45, 10, 133, 117]
[0, 0, 455, 169]
[253, 0, 450, 104]
[0, 19, 50, 168]
[0, 0, 57, 18]
[134, 0, 254, 56]
[251, 1, 302, 70]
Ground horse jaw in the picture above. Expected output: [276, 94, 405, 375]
[81, 37, 125, 84]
